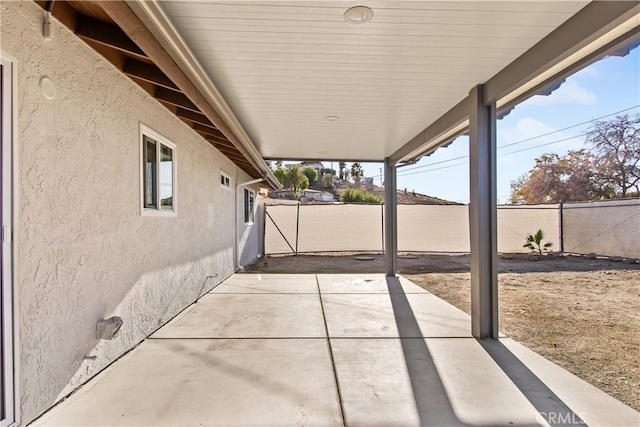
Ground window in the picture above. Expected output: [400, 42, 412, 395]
[140, 125, 176, 216]
[220, 171, 231, 190]
[244, 188, 255, 224]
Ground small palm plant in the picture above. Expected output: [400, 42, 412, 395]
[523, 229, 553, 254]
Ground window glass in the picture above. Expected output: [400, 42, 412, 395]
[221, 172, 231, 189]
[141, 127, 175, 215]
[160, 145, 173, 210]
[144, 136, 157, 209]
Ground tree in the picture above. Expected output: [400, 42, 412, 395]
[350, 162, 364, 186]
[586, 113, 640, 198]
[322, 173, 334, 188]
[510, 114, 640, 204]
[340, 188, 382, 204]
[338, 162, 347, 180]
[271, 165, 309, 199]
[272, 165, 289, 188]
[509, 150, 606, 204]
[302, 166, 318, 184]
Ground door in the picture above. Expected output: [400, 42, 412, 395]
[1, 54, 16, 427]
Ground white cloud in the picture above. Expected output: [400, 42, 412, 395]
[498, 117, 584, 158]
[500, 117, 557, 145]
[526, 80, 598, 106]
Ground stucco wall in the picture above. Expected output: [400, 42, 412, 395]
[1, 1, 260, 423]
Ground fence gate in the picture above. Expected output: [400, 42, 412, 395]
[264, 204, 299, 255]
[264, 204, 385, 255]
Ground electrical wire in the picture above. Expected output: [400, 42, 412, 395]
[394, 105, 640, 177]
[396, 104, 640, 175]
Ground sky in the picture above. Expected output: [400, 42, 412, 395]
[311, 47, 640, 204]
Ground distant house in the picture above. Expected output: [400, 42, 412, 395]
[301, 189, 335, 202]
[286, 161, 325, 173]
[270, 189, 297, 200]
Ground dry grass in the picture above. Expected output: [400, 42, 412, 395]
[245, 253, 640, 410]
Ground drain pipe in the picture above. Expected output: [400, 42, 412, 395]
[235, 177, 265, 270]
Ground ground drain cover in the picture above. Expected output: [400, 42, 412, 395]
[353, 256, 375, 261]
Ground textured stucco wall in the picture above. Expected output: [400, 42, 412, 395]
[1, 2, 260, 423]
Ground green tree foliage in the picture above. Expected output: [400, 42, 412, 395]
[302, 166, 318, 184]
[272, 165, 309, 199]
[339, 188, 382, 204]
[523, 229, 553, 254]
[350, 162, 364, 186]
[272, 165, 289, 188]
[322, 173, 334, 188]
[338, 161, 347, 180]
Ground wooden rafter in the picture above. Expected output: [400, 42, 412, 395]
[34, 0, 267, 184]
[75, 15, 148, 62]
[123, 59, 179, 91]
[175, 108, 216, 129]
[154, 88, 201, 114]
[95, 1, 265, 176]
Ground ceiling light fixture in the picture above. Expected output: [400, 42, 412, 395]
[325, 115, 340, 121]
[344, 6, 374, 24]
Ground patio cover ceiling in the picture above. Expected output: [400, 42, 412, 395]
[155, 1, 592, 162]
[134, 1, 640, 163]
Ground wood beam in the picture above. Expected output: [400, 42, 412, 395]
[97, 1, 265, 177]
[75, 15, 148, 62]
[193, 124, 227, 141]
[202, 133, 237, 148]
[213, 147, 253, 165]
[154, 88, 199, 113]
[175, 108, 216, 129]
[177, 118, 231, 146]
[84, 39, 127, 70]
[123, 59, 179, 91]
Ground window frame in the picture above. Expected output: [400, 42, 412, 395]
[139, 124, 177, 217]
[244, 188, 255, 225]
[220, 170, 231, 190]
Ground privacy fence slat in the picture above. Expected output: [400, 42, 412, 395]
[264, 199, 639, 259]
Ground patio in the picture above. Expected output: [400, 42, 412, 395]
[32, 274, 637, 426]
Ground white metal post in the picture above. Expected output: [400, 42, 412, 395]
[384, 157, 398, 277]
[469, 85, 498, 340]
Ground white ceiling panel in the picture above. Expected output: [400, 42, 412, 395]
[160, 1, 590, 161]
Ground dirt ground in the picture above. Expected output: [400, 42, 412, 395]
[244, 252, 640, 411]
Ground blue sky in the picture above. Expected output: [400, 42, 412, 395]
[354, 48, 640, 204]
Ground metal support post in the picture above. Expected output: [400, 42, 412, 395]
[384, 157, 398, 277]
[469, 85, 498, 340]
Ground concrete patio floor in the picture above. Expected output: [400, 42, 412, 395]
[33, 274, 639, 426]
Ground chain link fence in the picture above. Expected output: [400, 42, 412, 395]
[562, 199, 640, 258]
[264, 198, 639, 259]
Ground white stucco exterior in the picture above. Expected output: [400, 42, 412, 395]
[1, 2, 261, 423]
